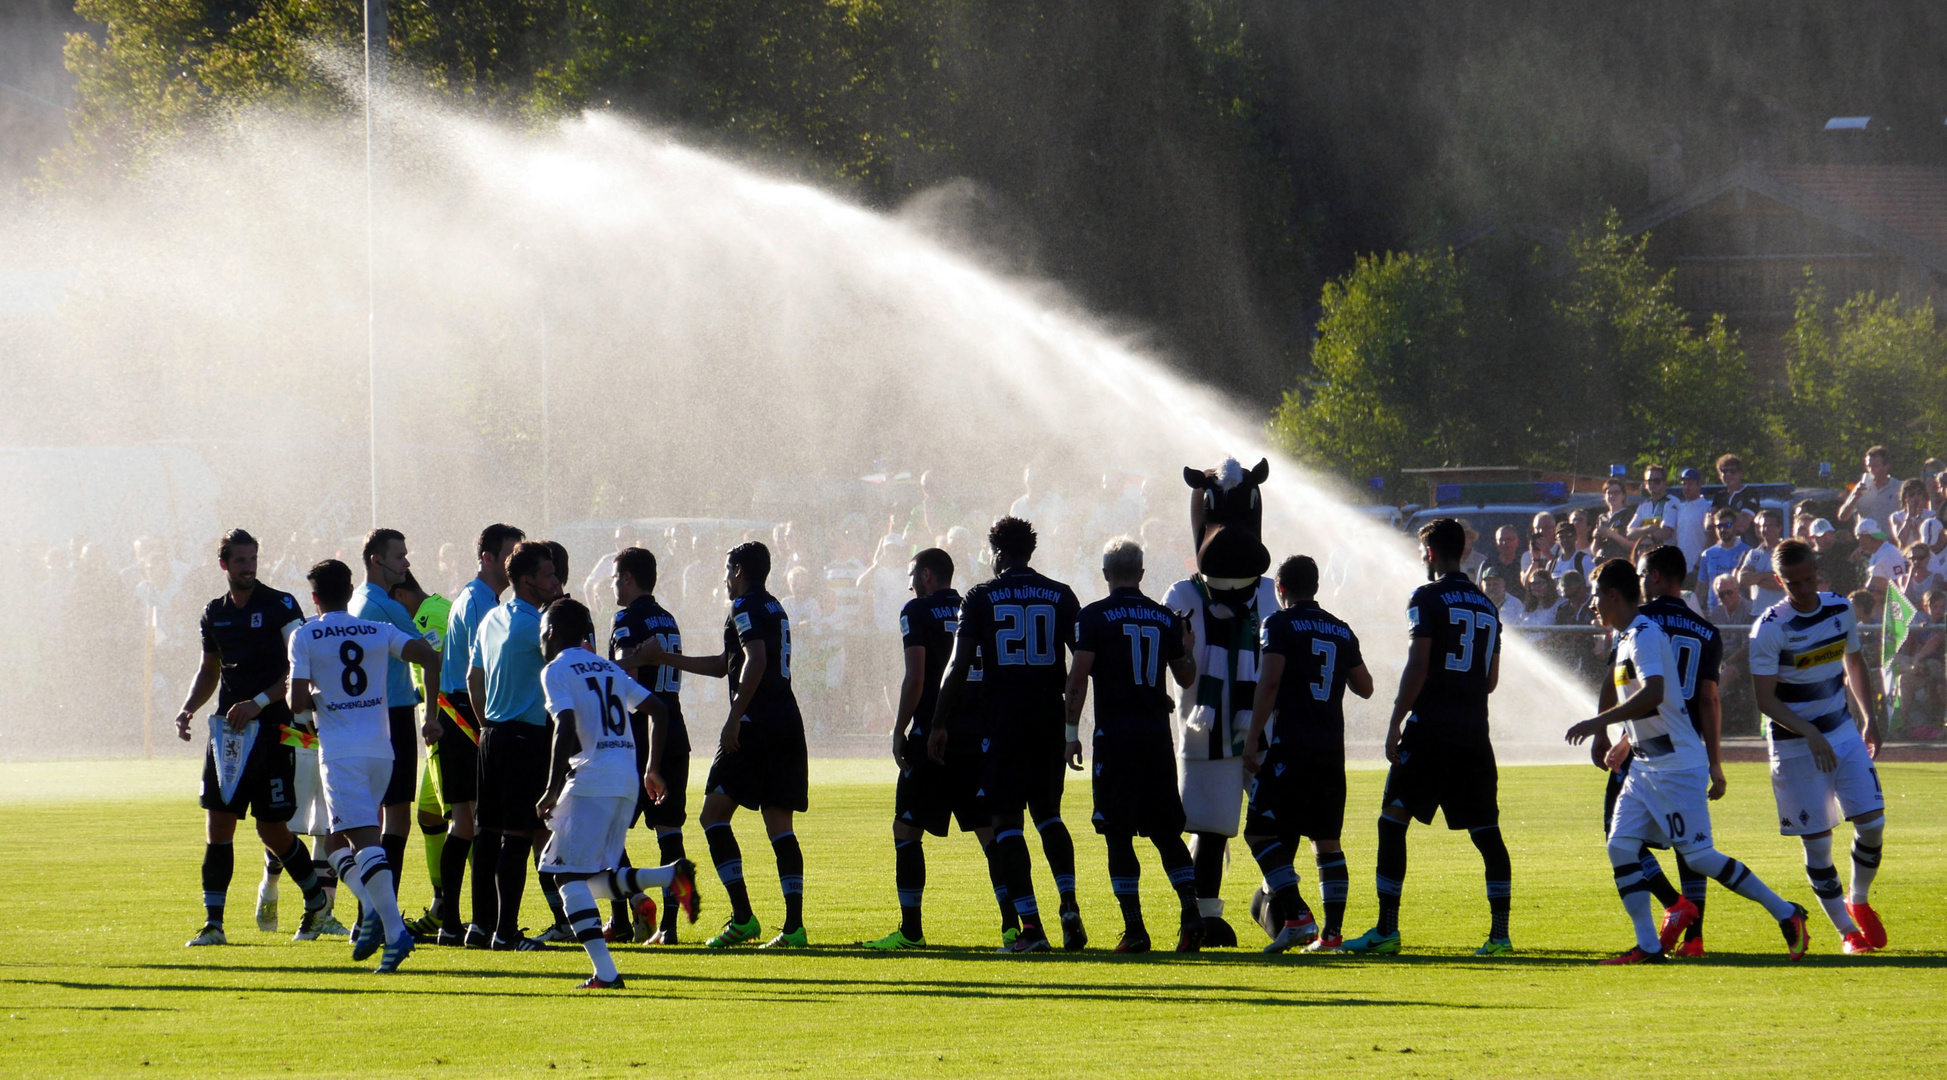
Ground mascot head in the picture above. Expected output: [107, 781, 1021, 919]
[1184, 456, 1271, 590]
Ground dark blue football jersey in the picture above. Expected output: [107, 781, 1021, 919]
[1405, 572, 1500, 747]
[1260, 601, 1363, 759]
[1640, 595, 1722, 734]
[900, 588, 961, 738]
[723, 589, 797, 717]
[610, 595, 684, 720]
[199, 584, 306, 710]
[955, 566, 1080, 729]
[1075, 587, 1185, 742]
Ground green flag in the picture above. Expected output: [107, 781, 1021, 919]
[1883, 585, 1915, 667]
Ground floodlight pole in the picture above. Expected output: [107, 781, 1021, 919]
[363, 0, 386, 529]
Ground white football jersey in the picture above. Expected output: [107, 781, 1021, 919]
[1748, 592, 1861, 760]
[289, 610, 415, 763]
[1612, 614, 1706, 774]
[541, 646, 651, 799]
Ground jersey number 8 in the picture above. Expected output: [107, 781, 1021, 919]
[340, 641, 367, 697]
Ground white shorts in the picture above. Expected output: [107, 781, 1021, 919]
[321, 754, 392, 834]
[1179, 757, 1246, 836]
[1770, 735, 1885, 835]
[538, 793, 634, 874]
[1609, 763, 1715, 856]
[293, 747, 330, 836]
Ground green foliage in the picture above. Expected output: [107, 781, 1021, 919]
[1781, 281, 1947, 482]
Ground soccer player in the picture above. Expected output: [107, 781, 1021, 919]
[1749, 538, 1889, 953]
[933, 517, 1083, 954]
[446, 523, 523, 947]
[390, 570, 453, 938]
[347, 529, 443, 913]
[467, 540, 563, 951]
[174, 529, 329, 946]
[1344, 518, 1514, 957]
[635, 542, 811, 949]
[1591, 544, 1722, 956]
[534, 598, 700, 989]
[1567, 558, 1811, 964]
[867, 547, 1011, 950]
[288, 558, 443, 972]
[608, 545, 693, 945]
[1064, 539, 1202, 952]
[1244, 555, 1373, 954]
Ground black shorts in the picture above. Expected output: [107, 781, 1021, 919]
[944, 745, 989, 832]
[436, 693, 480, 804]
[895, 735, 953, 837]
[199, 705, 298, 823]
[704, 712, 808, 813]
[1090, 735, 1185, 837]
[383, 705, 418, 806]
[634, 708, 691, 829]
[1245, 743, 1346, 841]
[1381, 732, 1498, 830]
[477, 720, 550, 832]
[984, 723, 1066, 820]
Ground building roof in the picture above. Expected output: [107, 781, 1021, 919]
[1626, 162, 1947, 275]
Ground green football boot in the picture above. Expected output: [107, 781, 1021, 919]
[760, 926, 810, 949]
[705, 915, 762, 949]
[864, 929, 925, 950]
[1474, 937, 1514, 956]
[1342, 926, 1402, 955]
[1000, 927, 1020, 948]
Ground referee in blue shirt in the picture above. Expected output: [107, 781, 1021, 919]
[349, 528, 443, 901]
[466, 540, 561, 951]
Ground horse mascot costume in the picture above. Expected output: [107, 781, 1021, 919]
[1162, 456, 1277, 947]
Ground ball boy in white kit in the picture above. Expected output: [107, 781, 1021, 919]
[534, 598, 700, 990]
[287, 560, 443, 973]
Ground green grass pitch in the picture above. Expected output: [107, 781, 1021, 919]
[1, 759, 1943, 1078]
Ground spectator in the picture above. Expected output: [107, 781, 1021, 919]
[1925, 458, 1947, 515]
[1457, 518, 1487, 580]
[1520, 571, 1563, 626]
[1519, 511, 1559, 578]
[1671, 466, 1713, 573]
[1567, 509, 1595, 558]
[1848, 587, 1885, 734]
[1479, 566, 1524, 627]
[1707, 572, 1758, 735]
[1889, 478, 1936, 552]
[1627, 464, 1678, 547]
[1592, 478, 1633, 562]
[1551, 520, 1595, 582]
[1560, 570, 1594, 626]
[1711, 453, 1763, 545]
[1837, 445, 1902, 526]
[1853, 518, 1905, 595]
[1696, 509, 1750, 607]
[1736, 508, 1786, 612]
[1898, 542, 1940, 611]
[1483, 526, 1529, 607]
[1008, 465, 1069, 538]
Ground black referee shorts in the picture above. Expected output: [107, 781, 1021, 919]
[1244, 742, 1346, 842]
[436, 693, 480, 805]
[383, 705, 418, 806]
[477, 720, 550, 832]
[1381, 730, 1499, 830]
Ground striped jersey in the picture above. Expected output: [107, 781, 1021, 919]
[1612, 615, 1706, 774]
[1747, 592, 1861, 760]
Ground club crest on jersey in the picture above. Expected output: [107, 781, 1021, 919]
[251, 613, 263, 628]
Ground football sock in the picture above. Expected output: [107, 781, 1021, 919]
[494, 834, 533, 942]
[535, 846, 569, 928]
[981, 839, 1018, 931]
[657, 831, 687, 935]
[1471, 826, 1512, 940]
[1850, 818, 1884, 904]
[1316, 850, 1349, 936]
[381, 833, 408, 908]
[1638, 846, 1681, 909]
[274, 836, 323, 901]
[895, 838, 925, 940]
[330, 849, 372, 912]
[423, 820, 448, 894]
[1035, 817, 1078, 911]
[470, 830, 502, 933]
[437, 835, 471, 932]
[1687, 847, 1795, 921]
[1609, 842, 1660, 954]
[262, 846, 283, 884]
[772, 831, 805, 933]
[352, 845, 408, 941]
[1105, 833, 1143, 931]
[611, 850, 634, 925]
[313, 849, 337, 902]
[705, 823, 753, 924]
[1375, 816, 1407, 936]
[558, 878, 618, 981]
[1247, 836, 1305, 926]
[1674, 850, 1707, 940]
[1155, 834, 1199, 918]
[996, 828, 1040, 927]
[202, 841, 234, 926]
[1190, 832, 1226, 906]
[610, 864, 677, 895]
[1802, 833, 1859, 933]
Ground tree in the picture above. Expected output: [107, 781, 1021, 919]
[1780, 282, 1947, 482]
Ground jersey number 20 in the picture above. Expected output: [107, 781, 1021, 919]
[995, 604, 1058, 666]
